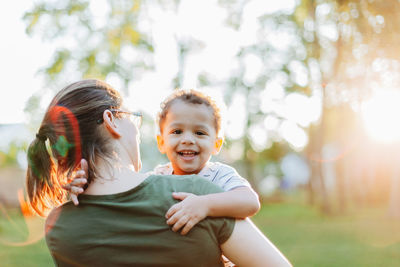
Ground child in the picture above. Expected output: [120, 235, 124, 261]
[66, 89, 260, 236]
[153, 89, 260, 235]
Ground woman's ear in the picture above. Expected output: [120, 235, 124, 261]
[103, 110, 122, 138]
[212, 137, 224, 155]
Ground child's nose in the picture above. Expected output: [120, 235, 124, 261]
[181, 133, 195, 144]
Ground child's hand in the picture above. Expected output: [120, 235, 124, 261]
[165, 192, 209, 235]
[62, 159, 88, 206]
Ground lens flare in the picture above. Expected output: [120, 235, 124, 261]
[0, 189, 44, 247]
[308, 141, 358, 163]
[49, 105, 82, 167]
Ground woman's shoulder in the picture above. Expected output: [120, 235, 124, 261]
[146, 173, 208, 183]
[45, 201, 77, 240]
[146, 174, 224, 195]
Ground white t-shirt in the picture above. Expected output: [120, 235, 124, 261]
[153, 161, 251, 191]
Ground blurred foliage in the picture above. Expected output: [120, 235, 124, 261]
[220, 0, 400, 214]
[0, 142, 27, 168]
[23, 0, 400, 215]
[23, 0, 154, 93]
[23, 94, 45, 132]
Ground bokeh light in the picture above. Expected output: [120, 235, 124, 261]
[361, 90, 400, 143]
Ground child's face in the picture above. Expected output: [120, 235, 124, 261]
[157, 100, 223, 175]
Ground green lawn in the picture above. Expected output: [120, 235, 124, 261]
[1, 201, 399, 266]
[252, 201, 400, 267]
[0, 209, 53, 266]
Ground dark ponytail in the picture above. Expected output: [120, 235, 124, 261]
[26, 125, 67, 216]
[26, 79, 122, 216]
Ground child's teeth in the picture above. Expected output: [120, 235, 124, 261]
[180, 151, 195, 155]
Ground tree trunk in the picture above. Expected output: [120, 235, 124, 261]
[305, 126, 317, 206]
[388, 147, 400, 218]
[317, 86, 331, 214]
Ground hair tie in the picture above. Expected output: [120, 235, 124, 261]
[36, 133, 47, 142]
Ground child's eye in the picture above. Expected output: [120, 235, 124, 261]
[172, 129, 182, 134]
[196, 131, 207, 136]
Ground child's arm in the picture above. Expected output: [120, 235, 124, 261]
[166, 186, 260, 235]
[202, 186, 260, 218]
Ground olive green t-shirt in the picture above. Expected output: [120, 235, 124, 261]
[45, 175, 235, 267]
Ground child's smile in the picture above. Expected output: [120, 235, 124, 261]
[177, 150, 199, 159]
[157, 100, 222, 175]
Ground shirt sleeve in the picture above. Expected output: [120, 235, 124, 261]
[207, 163, 251, 191]
[153, 162, 173, 175]
[189, 176, 236, 244]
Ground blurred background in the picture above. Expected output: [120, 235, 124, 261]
[1, 0, 400, 266]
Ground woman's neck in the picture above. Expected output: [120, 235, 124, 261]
[84, 153, 147, 195]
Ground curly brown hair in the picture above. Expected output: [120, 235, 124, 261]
[157, 89, 222, 137]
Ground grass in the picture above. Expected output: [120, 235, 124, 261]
[0, 209, 53, 266]
[1, 199, 399, 266]
[252, 199, 400, 267]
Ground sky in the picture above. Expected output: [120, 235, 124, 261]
[0, 1, 53, 124]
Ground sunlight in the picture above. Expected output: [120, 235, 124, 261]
[279, 121, 308, 150]
[361, 90, 400, 143]
[226, 94, 246, 140]
[284, 92, 322, 127]
[249, 124, 270, 152]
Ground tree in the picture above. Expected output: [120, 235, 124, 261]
[24, 0, 400, 215]
[217, 0, 400, 214]
[24, 0, 154, 93]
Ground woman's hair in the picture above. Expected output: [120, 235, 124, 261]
[26, 79, 122, 216]
[157, 89, 223, 137]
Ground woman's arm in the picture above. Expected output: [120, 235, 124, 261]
[221, 219, 292, 267]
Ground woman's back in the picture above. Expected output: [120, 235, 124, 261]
[45, 175, 235, 267]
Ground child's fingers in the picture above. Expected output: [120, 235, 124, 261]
[70, 178, 87, 186]
[180, 219, 196, 235]
[166, 210, 181, 225]
[166, 203, 180, 219]
[171, 215, 189, 232]
[74, 170, 87, 179]
[62, 183, 72, 190]
[70, 186, 84, 195]
[71, 194, 79, 206]
[67, 170, 85, 184]
[172, 192, 192, 200]
[81, 159, 88, 174]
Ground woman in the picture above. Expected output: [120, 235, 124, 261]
[27, 79, 291, 267]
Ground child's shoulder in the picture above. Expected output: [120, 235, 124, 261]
[205, 161, 239, 173]
[153, 162, 173, 175]
[204, 161, 251, 191]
